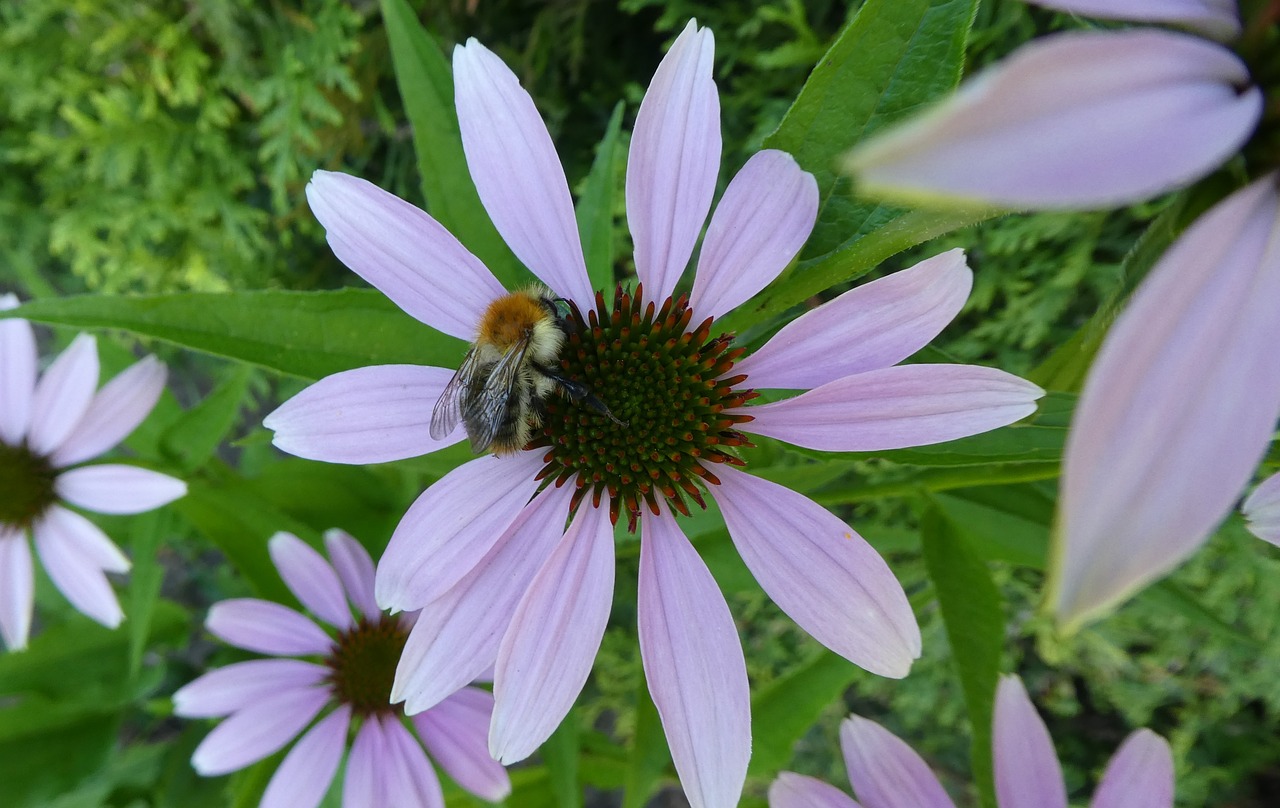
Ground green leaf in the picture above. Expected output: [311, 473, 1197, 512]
[126, 510, 170, 677]
[811, 461, 1059, 505]
[542, 706, 583, 808]
[380, 0, 523, 287]
[621, 673, 670, 808]
[921, 506, 1003, 808]
[932, 485, 1054, 569]
[160, 364, 253, 472]
[0, 713, 118, 808]
[748, 650, 862, 776]
[2, 290, 464, 381]
[576, 102, 625, 291]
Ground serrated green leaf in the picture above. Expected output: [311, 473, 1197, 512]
[622, 674, 670, 808]
[748, 650, 862, 776]
[576, 102, 625, 291]
[161, 365, 253, 472]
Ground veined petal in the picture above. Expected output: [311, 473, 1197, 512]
[51, 355, 166, 468]
[737, 249, 972, 390]
[716, 467, 920, 677]
[382, 717, 446, 808]
[344, 719, 388, 808]
[691, 150, 818, 320]
[453, 40, 593, 305]
[627, 20, 721, 302]
[413, 687, 512, 802]
[1242, 471, 1280, 546]
[844, 30, 1261, 210]
[638, 508, 750, 808]
[54, 465, 186, 515]
[1050, 173, 1280, 629]
[742, 365, 1043, 452]
[324, 529, 380, 620]
[377, 452, 544, 613]
[393, 484, 571, 715]
[27, 333, 99, 457]
[260, 705, 350, 808]
[269, 533, 353, 631]
[768, 772, 861, 808]
[0, 528, 34, 651]
[489, 502, 614, 764]
[0, 297, 37, 445]
[206, 598, 333, 656]
[173, 659, 330, 718]
[993, 676, 1067, 808]
[306, 170, 505, 340]
[190, 687, 330, 776]
[32, 506, 127, 629]
[1090, 730, 1175, 808]
[840, 716, 956, 808]
[1027, 1, 1241, 43]
[264, 365, 464, 465]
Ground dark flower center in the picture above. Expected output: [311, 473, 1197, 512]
[0, 442, 57, 529]
[533, 284, 757, 531]
[325, 616, 409, 716]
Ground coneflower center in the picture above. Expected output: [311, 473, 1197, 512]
[325, 617, 409, 716]
[0, 442, 57, 529]
[532, 284, 756, 531]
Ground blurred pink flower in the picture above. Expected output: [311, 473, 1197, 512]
[174, 530, 509, 808]
[0, 296, 185, 650]
[769, 675, 1174, 808]
[1242, 470, 1280, 546]
[265, 21, 1043, 807]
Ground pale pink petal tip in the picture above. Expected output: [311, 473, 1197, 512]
[994, 676, 1067, 808]
[269, 532, 353, 630]
[1091, 729, 1175, 808]
[844, 30, 1261, 210]
[54, 465, 186, 515]
[1027, 0, 1241, 42]
[768, 772, 860, 808]
[323, 529, 380, 620]
[840, 716, 956, 808]
[51, 354, 167, 468]
[0, 299, 38, 446]
[0, 529, 35, 651]
[190, 687, 330, 777]
[1242, 471, 1280, 546]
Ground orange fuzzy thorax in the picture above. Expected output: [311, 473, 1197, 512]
[477, 291, 548, 350]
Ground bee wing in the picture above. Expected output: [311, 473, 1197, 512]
[430, 348, 483, 440]
[462, 337, 535, 453]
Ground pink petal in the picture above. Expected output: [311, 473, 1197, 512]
[50, 355, 166, 468]
[1027, 0, 1241, 42]
[1090, 729, 1175, 808]
[268, 532, 353, 631]
[173, 659, 330, 718]
[206, 598, 333, 656]
[768, 772, 861, 808]
[264, 365, 464, 465]
[306, 171, 504, 340]
[0, 528, 34, 651]
[392, 484, 571, 715]
[190, 687, 330, 776]
[344, 719, 389, 808]
[453, 41, 593, 305]
[260, 705, 350, 808]
[845, 30, 1261, 210]
[1243, 471, 1280, 546]
[489, 502, 614, 764]
[715, 467, 920, 677]
[1052, 173, 1280, 629]
[993, 676, 1067, 808]
[840, 715, 956, 808]
[0, 296, 37, 446]
[324, 528, 380, 620]
[382, 717, 446, 808]
[27, 333, 99, 457]
[32, 506, 127, 628]
[627, 20, 721, 303]
[413, 687, 511, 802]
[376, 452, 544, 613]
[639, 508, 750, 808]
[54, 465, 186, 515]
[742, 364, 1043, 452]
[737, 249, 973, 390]
[690, 150, 818, 320]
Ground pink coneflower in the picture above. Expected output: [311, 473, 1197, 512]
[770, 675, 1174, 808]
[0, 295, 185, 650]
[173, 530, 510, 807]
[265, 21, 1043, 807]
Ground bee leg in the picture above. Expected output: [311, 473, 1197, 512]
[535, 364, 628, 427]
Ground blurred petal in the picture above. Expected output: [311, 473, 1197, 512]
[306, 171, 505, 340]
[32, 506, 126, 628]
[344, 719, 389, 808]
[453, 41, 593, 304]
[382, 717, 445, 808]
[1051, 173, 1280, 629]
[1091, 730, 1175, 808]
[0, 298, 37, 445]
[639, 508, 750, 808]
[393, 484, 571, 715]
[324, 528, 380, 620]
[845, 30, 1261, 210]
[51, 355, 166, 467]
[55, 465, 186, 515]
[691, 150, 818, 320]
[1027, 0, 1241, 42]
[1243, 471, 1280, 546]
[264, 365, 464, 465]
[716, 467, 919, 677]
[269, 532, 353, 631]
[738, 249, 972, 390]
[993, 676, 1067, 808]
[743, 365, 1043, 452]
[840, 716, 955, 808]
[413, 687, 511, 802]
[27, 334, 98, 457]
[173, 659, 329, 718]
[206, 599, 333, 656]
[768, 772, 860, 808]
[261, 705, 350, 808]
[376, 452, 544, 613]
[490, 503, 614, 764]
[190, 687, 330, 776]
[627, 20, 721, 302]
[0, 528, 34, 650]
